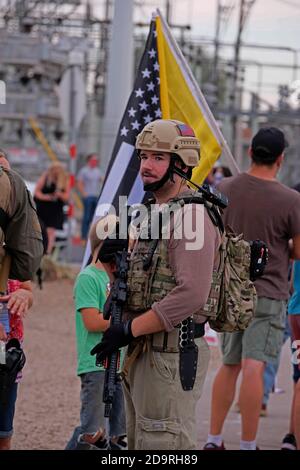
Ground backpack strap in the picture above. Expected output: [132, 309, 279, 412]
[204, 202, 224, 234]
[171, 193, 205, 206]
[172, 193, 224, 234]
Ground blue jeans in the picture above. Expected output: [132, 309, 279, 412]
[65, 371, 126, 449]
[0, 382, 18, 438]
[263, 313, 291, 405]
[81, 196, 98, 240]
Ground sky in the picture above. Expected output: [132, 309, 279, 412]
[92, 0, 300, 107]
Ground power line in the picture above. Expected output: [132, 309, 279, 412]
[222, 1, 236, 33]
[274, 0, 300, 9]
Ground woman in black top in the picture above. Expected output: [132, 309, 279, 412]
[34, 162, 70, 255]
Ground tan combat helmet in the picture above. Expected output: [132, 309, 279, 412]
[136, 119, 200, 167]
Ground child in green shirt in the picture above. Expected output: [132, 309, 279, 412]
[65, 217, 126, 450]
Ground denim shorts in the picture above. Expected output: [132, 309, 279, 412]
[65, 371, 126, 449]
[221, 297, 286, 365]
[0, 382, 18, 438]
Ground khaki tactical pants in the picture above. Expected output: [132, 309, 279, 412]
[122, 336, 210, 450]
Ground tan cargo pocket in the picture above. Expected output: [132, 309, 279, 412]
[136, 416, 180, 450]
[151, 350, 178, 381]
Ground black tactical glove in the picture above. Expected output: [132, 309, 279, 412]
[90, 320, 134, 363]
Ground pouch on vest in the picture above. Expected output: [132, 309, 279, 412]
[127, 250, 166, 312]
[127, 207, 176, 313]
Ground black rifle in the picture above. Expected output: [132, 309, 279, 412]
[99, 249, 129, 418]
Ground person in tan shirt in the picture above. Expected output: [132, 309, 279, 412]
[91, 119, 221, 450]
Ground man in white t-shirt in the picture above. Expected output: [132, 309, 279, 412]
[77, 154, 104, 240]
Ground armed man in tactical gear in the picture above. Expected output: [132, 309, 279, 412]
[92, 119, 221, 450]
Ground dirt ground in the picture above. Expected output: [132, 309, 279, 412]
[13, 279, 80, 450]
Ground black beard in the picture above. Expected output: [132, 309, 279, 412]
[142, 161, 176, 192]
[143, 171, 174, 192]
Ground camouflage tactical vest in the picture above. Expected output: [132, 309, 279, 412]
[126, 193, 210, 316]
[127, 221, 176, 314]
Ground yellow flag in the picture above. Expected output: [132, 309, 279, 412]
[156, 13, 238, 183]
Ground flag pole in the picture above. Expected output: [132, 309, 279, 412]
[156, 9, 240, 176]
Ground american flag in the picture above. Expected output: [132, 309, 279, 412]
[97, 19, 159, 214]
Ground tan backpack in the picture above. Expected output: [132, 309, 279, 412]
[200, 227, 257, 332]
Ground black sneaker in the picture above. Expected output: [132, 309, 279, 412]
[203, 441, 226, 450]
[110, 435, 127, 450]
[281, 433, 297, 451]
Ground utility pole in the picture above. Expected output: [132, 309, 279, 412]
[100, 0, 134, 174]
[58, 51, 87, 261]
[213, 0, 222, 86]
[166, 0, 172, 25]
[230, 0, 256, 159]
[231, 0, 245, 159]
